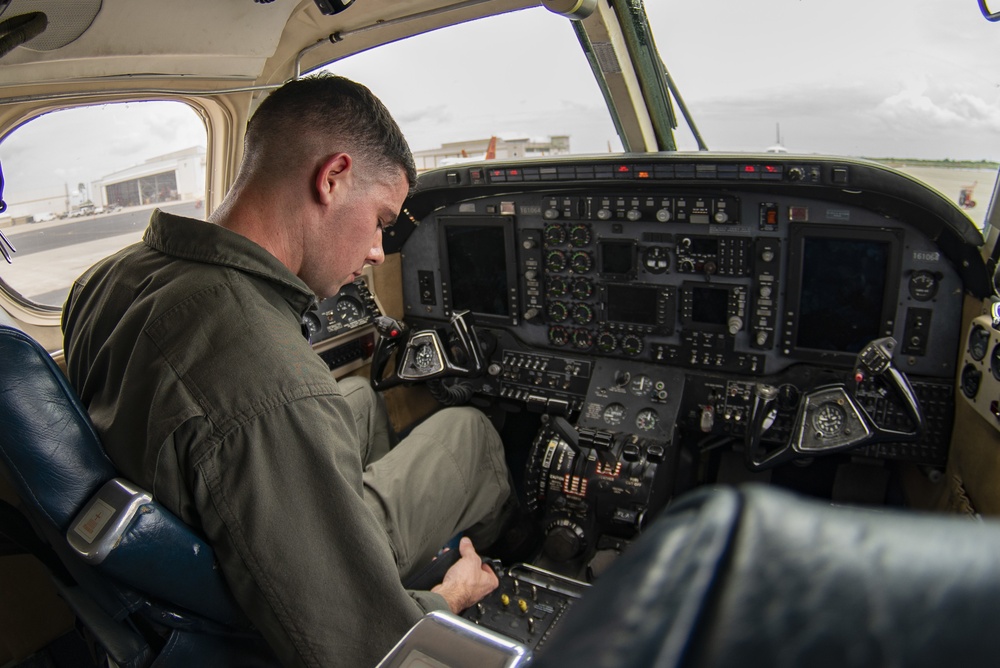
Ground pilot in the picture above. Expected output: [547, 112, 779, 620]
[61, 73, 513, 667]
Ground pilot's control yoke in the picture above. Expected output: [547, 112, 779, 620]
[744, 337, 926, 470]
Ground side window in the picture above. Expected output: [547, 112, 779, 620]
[0, 102, 207, 308]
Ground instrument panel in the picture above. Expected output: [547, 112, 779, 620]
[396, 155, 980, 470]
[304, 276, 383, 373]
[388, 154, 985, 568]
[402, 191, 962, 373]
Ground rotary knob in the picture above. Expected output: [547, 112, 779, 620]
[543, 521, 586, 562]
[655, 208, 671, 222]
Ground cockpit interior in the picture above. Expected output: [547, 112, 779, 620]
[1, 0, 1000, 666]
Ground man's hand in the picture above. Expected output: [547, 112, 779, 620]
[431, 537, 499, 613]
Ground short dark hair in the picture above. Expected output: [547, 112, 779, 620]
[244, 73, 416, 189]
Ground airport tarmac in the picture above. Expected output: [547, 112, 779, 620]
[892, 165, 997, 230]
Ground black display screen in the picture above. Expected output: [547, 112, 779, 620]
[599, 240, 635, 276]
[442, 220, 514, 321]
[795, 236, 891, 354]
[606, 284, 659, 325]
[690, 286, 729, 325]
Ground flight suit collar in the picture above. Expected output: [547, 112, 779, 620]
[143, 208, 316, 315]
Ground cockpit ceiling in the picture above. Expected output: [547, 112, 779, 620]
[0, 0, 537, 90]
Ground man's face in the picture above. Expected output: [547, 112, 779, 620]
[307, 164, 409, 299]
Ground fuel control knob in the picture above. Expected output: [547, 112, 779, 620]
[543, 521, 586, 562]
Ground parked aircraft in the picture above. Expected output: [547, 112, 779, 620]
[438, 136, 498, 167]
[1, 0, 999, 666]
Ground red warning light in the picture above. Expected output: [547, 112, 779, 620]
[743, 165, 757, 173]
[764, 165, 778, 173]
[509, 169, 519, 176]
[616, 165, 631, 173]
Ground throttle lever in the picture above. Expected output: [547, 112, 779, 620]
[374, 315, 410, 343]
[852, 336, 925, 437]
[744, 383, 780, 470]
[371, 316, 411, 391]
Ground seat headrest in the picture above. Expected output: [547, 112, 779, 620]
[536, 484, 1000, 668]
[0, 325, 115, 529]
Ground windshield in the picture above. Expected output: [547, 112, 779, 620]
[328, 7, 623, 164]
[333, 1, 998, 230]
[649, 0, 1000, 231]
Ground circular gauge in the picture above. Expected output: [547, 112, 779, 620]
[630, 374, 653, 396]
[548, 326, 569, 346]
[546, 250, 567, 273]
[635, 408, 659, 432]
[602, 403, 627, 426]
[569, 225, 592, 246]
[546, 276, 568, 298]
[413, 342, 438, 371]
[596, 332, 617, 353]
[991, 343, 1000, 381]
[302, 312, 322, 339]
[908, 270, 939, 301]
[812, 402, 845, 438]
[969, 324, 990, 361]
[961, 363, 982, 399]
[333, 296, 364, 323]
[572, 328, 594, 350]
[572, 278, 593, 299]
[544, 224, 566, 245]
[570, 251, 592, 273]
[572, 303, 593, 325]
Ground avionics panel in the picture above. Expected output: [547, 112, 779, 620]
[782, 224, 903, 367]
[401, 189, 964, 381]
[438, 217, 519, 326]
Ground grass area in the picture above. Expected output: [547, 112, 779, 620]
[866, 157, 999, 170]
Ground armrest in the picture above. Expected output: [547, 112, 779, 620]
[67, 478, 248, 628]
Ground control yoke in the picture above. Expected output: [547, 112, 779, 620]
[370, 311, 485, 391]
[745, 337, 926, 471]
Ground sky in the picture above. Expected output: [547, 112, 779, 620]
[2, 0, 999, 213]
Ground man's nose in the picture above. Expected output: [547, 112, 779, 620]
[366, 227, 385, 266]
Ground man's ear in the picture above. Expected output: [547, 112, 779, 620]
[315, 152, 352, 205]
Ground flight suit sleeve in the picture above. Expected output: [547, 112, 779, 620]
[183, 389, 428, 668]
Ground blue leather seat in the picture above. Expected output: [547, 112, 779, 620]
[0, 325, 277, 667]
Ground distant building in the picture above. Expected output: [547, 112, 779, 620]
[94, 146, 205, 208]
[412, 135, 570, 172]
[0, 145, 207, 227]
